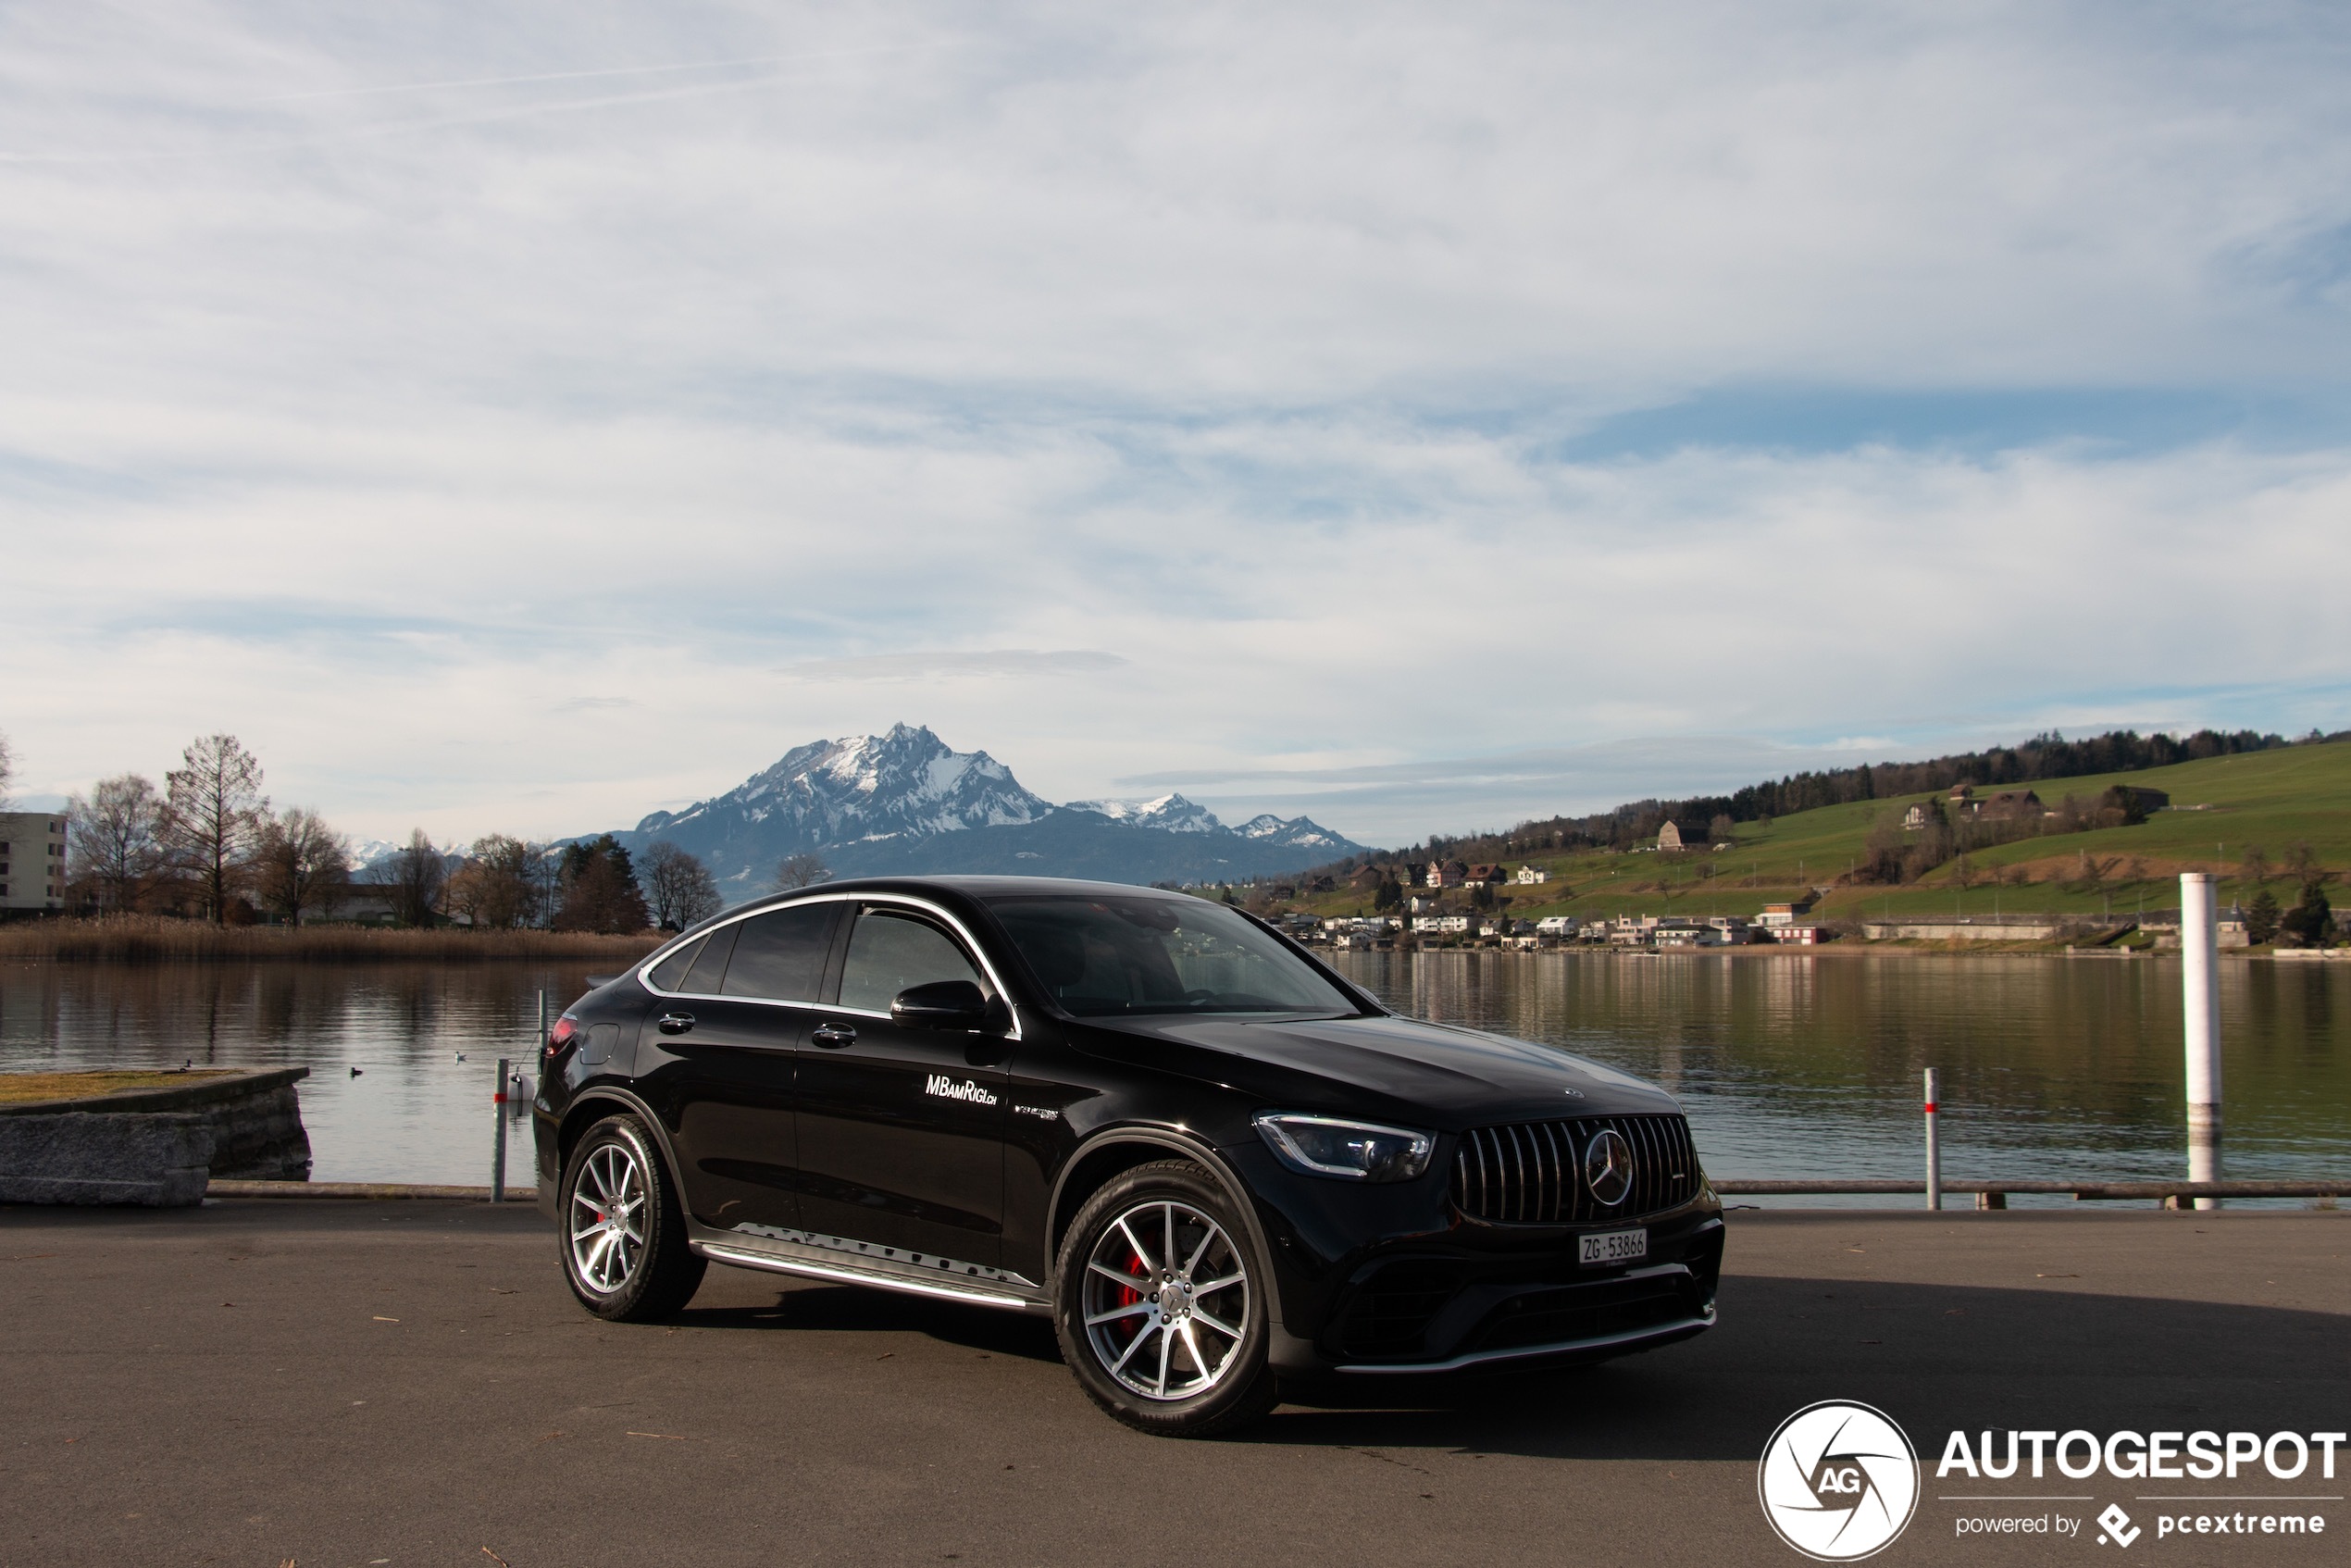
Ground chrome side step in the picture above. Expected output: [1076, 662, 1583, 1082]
[694, 1241, 1047, 1313]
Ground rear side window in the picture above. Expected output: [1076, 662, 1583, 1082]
[837, 909, 982, 1013]
[721, 904, 838, 1002]
[679, 922, 740, 994]
[645, 935, 706, 993]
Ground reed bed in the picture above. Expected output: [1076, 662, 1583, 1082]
[0, 915, 666, 964]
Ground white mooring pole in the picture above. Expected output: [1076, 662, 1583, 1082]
[1923, 1067, 1942, 1211]
[2181, 873, 2222, 1211]
[491, 1054, 510, 1203]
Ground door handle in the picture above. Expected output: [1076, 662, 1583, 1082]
[811, 1022, 857, 1049]
[656, 1013, 696, 1036]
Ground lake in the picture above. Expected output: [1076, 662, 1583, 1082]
[2, 952, 2344, 1201]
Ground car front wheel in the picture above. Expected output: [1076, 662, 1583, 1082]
[1053, 1160, 1280, 1437]
[560, 1114, 705, 1321]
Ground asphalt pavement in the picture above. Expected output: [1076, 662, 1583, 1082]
[3, 1201, 2345, 1568]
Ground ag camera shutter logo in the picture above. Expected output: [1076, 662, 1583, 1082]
[1759, 1400, 1921, 1561]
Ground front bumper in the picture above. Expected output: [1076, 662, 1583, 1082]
[1223, 1140, 1725, 1375]
[1318, 1246, 1720, 1374]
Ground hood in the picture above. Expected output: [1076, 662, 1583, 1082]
[1076, 1012, 1680, 1132]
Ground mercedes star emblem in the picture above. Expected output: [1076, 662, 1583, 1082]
[1583, 1127, 1635, 1206]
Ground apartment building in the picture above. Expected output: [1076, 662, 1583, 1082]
[0, 812, 68, 913]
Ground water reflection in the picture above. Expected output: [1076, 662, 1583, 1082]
[1333, 952, 2349, 1203]
[0, 962, 601, 1185]
[2, 953, 2344, 1197]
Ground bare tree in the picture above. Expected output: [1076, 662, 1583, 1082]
[164, 734, 268, 924]
[641, 841, 723, 929]
[774, 851, 830, 891]
[1948, 853, 1979, 890]
[443, 834, 539, 928]
[376, 828, 446, 927]
[68, 774, 168, 911]
[0, 728, 13, 805]
[2241, 844, 2270, 885]
[253, 808, 351, 926]
[526, 841, 564, 928]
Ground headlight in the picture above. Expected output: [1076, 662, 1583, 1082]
[1253, 1114, 1435, 1183]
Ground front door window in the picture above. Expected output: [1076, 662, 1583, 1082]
[838, 912, 983, 1011]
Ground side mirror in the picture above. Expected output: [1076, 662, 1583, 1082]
[889, 979, 993, 1031]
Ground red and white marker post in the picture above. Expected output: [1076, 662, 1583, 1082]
[1922, 1066, 1942, 1212]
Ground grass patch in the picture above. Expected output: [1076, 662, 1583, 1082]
[1278, 740, 2351, 926]
[0, 916, 665, 964]
[0, 1069, 240, 1104]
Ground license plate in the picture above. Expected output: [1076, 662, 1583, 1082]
[1579, 1226, 1648, 1266]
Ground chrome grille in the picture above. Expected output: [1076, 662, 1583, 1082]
[1450, 1114, 1701, 1224]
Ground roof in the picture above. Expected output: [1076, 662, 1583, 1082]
[827, 873, 1202, 900]
[699, 873, 1213, 927]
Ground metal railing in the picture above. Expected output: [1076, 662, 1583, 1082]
[1713, 1178, 2350, 1209]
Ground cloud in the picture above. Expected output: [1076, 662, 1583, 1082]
[778, 650, 1127, 682]
[0, 4, 2346, 842]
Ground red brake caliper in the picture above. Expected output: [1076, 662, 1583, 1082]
[1117, 1248, 1144, 1347]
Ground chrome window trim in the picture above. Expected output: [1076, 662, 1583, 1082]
[633, 890, 1022, 1040]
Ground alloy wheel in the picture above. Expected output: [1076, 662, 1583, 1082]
[1080, 1199, 1250, 1401]
[570, 1139, 646, 1294]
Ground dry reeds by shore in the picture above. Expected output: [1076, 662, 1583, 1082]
[0, 915, 666, 964]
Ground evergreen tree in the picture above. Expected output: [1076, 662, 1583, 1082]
[2278, 880, 2333, 948]
[2245, 890, 2281, 946]
[554, 834, 651, 933]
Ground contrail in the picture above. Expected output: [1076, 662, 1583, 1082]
[0, 50, 963, 165]
[255, 41, 957, 104]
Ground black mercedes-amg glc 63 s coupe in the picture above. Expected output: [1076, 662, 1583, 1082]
[536, 877, 1722, 1436]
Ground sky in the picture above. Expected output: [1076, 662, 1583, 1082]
[3, 1, 2349, 849]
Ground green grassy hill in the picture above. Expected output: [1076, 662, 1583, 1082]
[1279, 739, 2351, 927]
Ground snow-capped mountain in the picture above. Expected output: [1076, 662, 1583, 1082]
[614, 726, 1362, 897]
[348, 839, 402, 871]
[635, 725, 1051, 851]
[1232, 814, 1350, 850]
[1062, 793, 1224, 835]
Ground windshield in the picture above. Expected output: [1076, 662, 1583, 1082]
[987, 894, 1362, 1018]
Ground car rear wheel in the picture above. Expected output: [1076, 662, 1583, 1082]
[1054, 1161, 1280, 1437]
[560, 1114, 704, 1321]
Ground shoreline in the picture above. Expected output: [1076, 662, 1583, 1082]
[0, 915, 664, 964]
[1325, 941, 2333, 960]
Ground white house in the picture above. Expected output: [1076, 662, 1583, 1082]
[1535, 915, 1580, 936]
[0, 812, 68, 913]
[1513, 865, 1549, 885]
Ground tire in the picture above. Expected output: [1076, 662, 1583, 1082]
[1053, 1160, 1281, 1437]
[559, 1114, 705, 1322]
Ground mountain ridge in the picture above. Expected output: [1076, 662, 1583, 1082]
[616, 724, 1359, 898]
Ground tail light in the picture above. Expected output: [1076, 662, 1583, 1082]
[545, 1014, 581, 1063]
